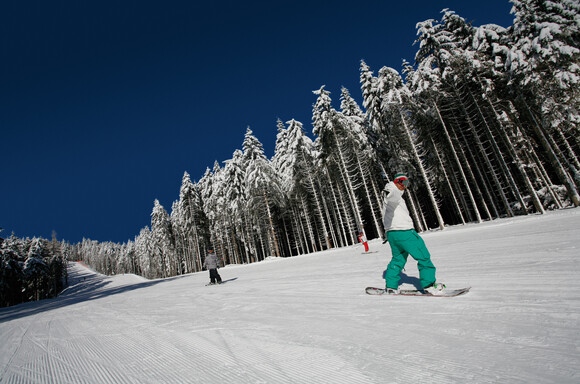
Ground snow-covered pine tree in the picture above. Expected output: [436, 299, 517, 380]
[370, 64, 445, 230]
[134, 227, 154, 279]
[506, 0, 580, 206]
[274, 118, 331, 252]
[201, 161, 230, 264]
[23, 238, 50, 301]
[0, 234, 25, 307]
[178, 172, 208, 271]
[170, 200, 188, 275]
[242, 127, 282, 259]
[313, 86, 363, 244]
[223, 149, 251, 263]
[361, 60, 395, 173]
[412, 10, 537, 219]
[118, 241, 140, 275]
[410, 14, 490, 224]
[150, 199, 175, 278]
[340, 87, 384, 238]
[272, 119, 301, 254]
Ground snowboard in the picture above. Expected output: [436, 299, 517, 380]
[365, 286, 470, 297]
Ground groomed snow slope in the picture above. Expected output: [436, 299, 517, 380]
[1, 208, 579, 383]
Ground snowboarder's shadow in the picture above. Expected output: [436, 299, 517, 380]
[382, 270, 422, 290]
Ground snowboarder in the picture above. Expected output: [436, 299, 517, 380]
[203, 249, 222, 285]
[381, 173, 445, 294]
[358, 231, 369, 252]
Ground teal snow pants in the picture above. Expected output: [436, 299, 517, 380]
[385, 229, 436, 289]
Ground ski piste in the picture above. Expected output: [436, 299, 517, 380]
[365, 286, 471, 297]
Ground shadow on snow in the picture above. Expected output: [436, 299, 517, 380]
[381, 269, 423, 290]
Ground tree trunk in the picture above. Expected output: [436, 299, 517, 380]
[520, 96, 580, 206]
[434, 102, 483, 222]
[399, 108, 445, 230]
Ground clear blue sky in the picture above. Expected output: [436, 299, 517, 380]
[1, 0, 514, 244]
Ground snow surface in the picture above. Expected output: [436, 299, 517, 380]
[1, 208, 579, 383]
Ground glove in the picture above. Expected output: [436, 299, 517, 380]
[381, 189, 389, 201]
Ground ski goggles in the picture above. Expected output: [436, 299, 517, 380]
[395, 178, 409, 187]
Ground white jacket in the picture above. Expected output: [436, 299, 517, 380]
[382, 182, 414, 231]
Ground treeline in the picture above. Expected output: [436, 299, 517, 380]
[2, 0, 578, 304]
[76, 0, 578, 279]
[0, 234, 68, 307]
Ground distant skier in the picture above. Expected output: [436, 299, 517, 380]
[358, 231, 369, 252]
[381, 173, 445, 294]
[203, 249, 222, 285]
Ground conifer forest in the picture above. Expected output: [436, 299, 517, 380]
[2, 0, 579, 307]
